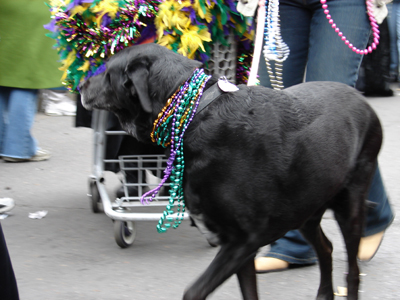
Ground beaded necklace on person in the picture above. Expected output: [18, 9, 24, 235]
[141, 68, 211, 233]
[251, 0, 381, 90]
[263, 0, 289, 90]
[321, 0, 380, 54]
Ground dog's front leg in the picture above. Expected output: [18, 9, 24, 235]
[237, 254, 259, 300]
[183, 243, 259, 300]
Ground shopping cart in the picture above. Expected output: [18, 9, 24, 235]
[87, 38, 238, 248]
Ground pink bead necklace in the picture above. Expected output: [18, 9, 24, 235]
[321, 0, 380, 55]
[248, 0, 381, 87]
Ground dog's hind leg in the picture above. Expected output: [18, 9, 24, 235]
[332, 178, 373, 299]
[333, 199, 362, 300]
[299, 212, 334, 300]
[237, 253, 258, 300]
[332, 161, 378, 300]
[183, 242, 259, 300]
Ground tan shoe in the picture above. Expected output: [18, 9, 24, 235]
[255, 257, 289, 273]
[358, 231, 385, 261]
[3, 149, 51, 162]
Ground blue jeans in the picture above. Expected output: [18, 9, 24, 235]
[387, 0, 400, 78]
[258, 0, 395, 264]
[259, 0, 370, 88]
[266, 168, 394, 264]
[0, 87, 38, 159]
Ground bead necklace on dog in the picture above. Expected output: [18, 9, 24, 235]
[141, 68, 211, 233]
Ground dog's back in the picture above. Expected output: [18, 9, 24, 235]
[185, 81, 381, 221]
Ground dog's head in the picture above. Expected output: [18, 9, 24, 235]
[80, 43, 202, 141]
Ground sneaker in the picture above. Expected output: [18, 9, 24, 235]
[3, 149, 51, 162]
[0, 198, 15, 214]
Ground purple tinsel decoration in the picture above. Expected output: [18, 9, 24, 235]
[43, 19, 57, 32]
[66, 0, 94, 11]
[101, 14, 113, 27]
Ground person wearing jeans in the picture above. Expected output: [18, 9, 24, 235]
[255, 0, 395, 272]
[387, 0, 400, 82]
[0, 87, 46, 161]
[0, 1, 65, 162]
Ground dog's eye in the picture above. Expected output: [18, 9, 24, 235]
[123, 75, 132, 90]
[123, 81, 132, 90]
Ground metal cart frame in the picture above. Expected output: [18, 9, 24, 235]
[88, 109, 190, 247]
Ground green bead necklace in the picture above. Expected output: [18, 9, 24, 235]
[141, 69, 211, 233]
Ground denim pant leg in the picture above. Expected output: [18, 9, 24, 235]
[305, 0, 370, 85]
[0, 87, 10, 154]
[0, 87, 38, 159]
[258, 0, 312, 88]
[267, 166, 395, 263]
[258, 0, 370, 88]
[387, 1, 400, 78]
[267, 230, 318, 264]
[396, 1, 400, 75]
[364, 167, 395, 236]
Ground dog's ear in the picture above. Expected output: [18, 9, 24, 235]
[124, 59, 152, 113]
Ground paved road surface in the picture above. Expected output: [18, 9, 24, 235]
[1, 94, 399, 299]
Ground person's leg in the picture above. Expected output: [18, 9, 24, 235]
[365, 168, 395, 235]
[257, 230, 318, 269]
[0, 223, 20, 300]
[1, 88, 38, 159]
[0, 86, 11, 155]
[258, 0, 311, 88]
[306, 0, 370, 86]
[386, 1, 399, 81]
[306, 0, 395, 258]
[306, 0, 394, 260]
[364, 18, 394, 96]
[260, 167, 395, 269]
[396, 0, 400, 76]
[256, 1, 317, 271]
[358, 167, 395, 261]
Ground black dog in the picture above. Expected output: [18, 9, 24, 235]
[80, 43, 382, 300]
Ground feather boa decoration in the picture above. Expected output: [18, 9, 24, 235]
[45, 0, 160, 92]
[155, 0, 254, 62]
[45, 0, 254, 92]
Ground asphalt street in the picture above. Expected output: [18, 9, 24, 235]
[0, 92, 399, 300]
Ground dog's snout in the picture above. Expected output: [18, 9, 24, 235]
[78, 79, 89, 91]
[78, 79, 93, 110]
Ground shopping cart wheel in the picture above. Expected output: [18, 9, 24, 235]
[89, 181, 102, 213]
[114, 220, 136, 248]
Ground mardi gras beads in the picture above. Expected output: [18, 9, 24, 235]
[263, 0, 290, 90]
[142, 69, 211, 233]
